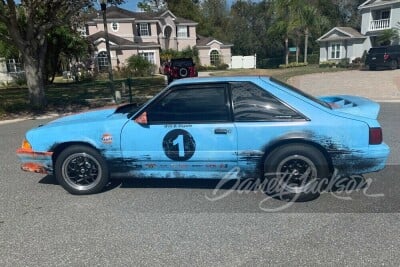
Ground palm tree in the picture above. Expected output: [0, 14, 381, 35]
[291, 2, 329, 64]
[377, 29, 399, 46]
[269, 0, 300, 65]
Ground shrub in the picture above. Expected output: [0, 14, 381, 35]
[319, 61, 337, 68]
[278, 62, 308, 68]
[126, 55, 155, 77]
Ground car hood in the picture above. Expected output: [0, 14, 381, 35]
[319, 95, 380, 120]
[44, 107, 125, 127]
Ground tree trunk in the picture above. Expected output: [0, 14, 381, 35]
[23, 41, 48, 109]
[304, 28, 309, 64]
[285, 37, 289, 65]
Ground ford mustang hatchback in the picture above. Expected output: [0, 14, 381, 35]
[17, 76, 390, 201]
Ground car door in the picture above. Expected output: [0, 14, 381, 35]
[119, 83, 238, 179]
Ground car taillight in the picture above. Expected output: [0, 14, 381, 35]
[384, 53, 389, 61]
[369, 127, 383, 145]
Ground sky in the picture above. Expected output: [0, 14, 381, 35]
[120, 0, 140, 11]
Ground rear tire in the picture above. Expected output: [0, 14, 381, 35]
[263, 144, 329, 202]
[55, 145, 109, 195]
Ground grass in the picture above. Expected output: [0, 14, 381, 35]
[0, 65, 350, 119]
[0, 76, 166, 119]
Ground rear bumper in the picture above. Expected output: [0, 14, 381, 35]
[16, 148, 53, 175]
[331, 143, 390, 176]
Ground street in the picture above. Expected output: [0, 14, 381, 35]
[0, 103, 399, 266]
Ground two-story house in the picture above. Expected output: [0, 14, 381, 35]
[317, 0, 400, 63]
[85, 7, 232, 72]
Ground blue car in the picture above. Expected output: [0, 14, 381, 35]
[17, 76, 390, 201]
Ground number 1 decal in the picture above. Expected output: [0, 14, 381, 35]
[172, 134, 185, 157]
[163, 129, 196, 161]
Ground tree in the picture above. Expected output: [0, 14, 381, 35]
[377, 28, 399, 46]
[291, 2, 329, 63]
[228, 1, 273, 59]
[199, 0, 229, 40]
[46, 26, 90, 83]
[0, 0, 123, 109]
[167, 0, 202, 24]
[137, 0, 167, 12]
[269, 0, 298, 65]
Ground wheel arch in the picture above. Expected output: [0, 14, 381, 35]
[261, 138, 334, 173]
[51, 142, 100, 164]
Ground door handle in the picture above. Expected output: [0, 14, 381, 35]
[214, 128, 229, 134]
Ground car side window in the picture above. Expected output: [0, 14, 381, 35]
[231, 82, 305, 121]
[146, 84, 230, 123]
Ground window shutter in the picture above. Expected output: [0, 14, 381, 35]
[187, 26, 189, 37]
[148, 23, 151, 36]
[136, 24, 140, 36]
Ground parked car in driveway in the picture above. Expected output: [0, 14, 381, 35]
[365, 45, 400, 70]
[162, 58, 198, 83]
[16, 76, 390, 201]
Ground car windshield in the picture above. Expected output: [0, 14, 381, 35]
[270, 77, 332, 109]
[368, 47, 386, 54]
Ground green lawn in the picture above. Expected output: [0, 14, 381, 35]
[0, 76, 166, 119]
[0, 65, 349, 119]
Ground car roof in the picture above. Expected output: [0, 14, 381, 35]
[169, 76, 270, 85]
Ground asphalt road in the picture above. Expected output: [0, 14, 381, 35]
[0, 104, 399, 266]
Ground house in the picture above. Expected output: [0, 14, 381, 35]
[85, 7, 232, 72]
[318, 0, 400, 63]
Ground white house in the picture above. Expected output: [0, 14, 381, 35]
[318, 0, 400, 63]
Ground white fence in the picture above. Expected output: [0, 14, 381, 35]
[230, 55, 256, 69]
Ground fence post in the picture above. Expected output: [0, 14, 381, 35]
[127, 78, 133, 103]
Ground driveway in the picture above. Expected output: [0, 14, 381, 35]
[288, 69, 400, 101]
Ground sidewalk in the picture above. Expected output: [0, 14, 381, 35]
[288, 69, 400, 102]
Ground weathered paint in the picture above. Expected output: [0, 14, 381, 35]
[16, 76, 390, 182]
[16, 148, 53, 174]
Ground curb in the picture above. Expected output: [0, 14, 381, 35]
[0, 113, 64, 125]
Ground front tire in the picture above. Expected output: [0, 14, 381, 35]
[263, 144, 329, 202]
[55, 145, 109, 195]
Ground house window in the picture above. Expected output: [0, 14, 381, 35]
[381, 10, 390, 19]
[111, 22, 119, 32]
[177, 26, 188, 38]
[330, 43, 341, 59]
[139, 23, 150, 36]
[97, 51, 109, 71]
[210, 50, 220, 66]
[139, 52, 155, 64]
[6, 59, 22, 73]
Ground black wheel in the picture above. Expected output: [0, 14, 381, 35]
[263, 144, 329, 202]
[55, 145, 109, 195]
[179, 67, 188, 78]
[390, 60, 397, 70]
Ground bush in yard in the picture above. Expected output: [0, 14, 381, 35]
[126, 55, 155, 77]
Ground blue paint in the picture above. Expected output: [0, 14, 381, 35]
[17, 76, 390, 181]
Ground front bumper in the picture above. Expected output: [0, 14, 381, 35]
[16, 148, 53, 175]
